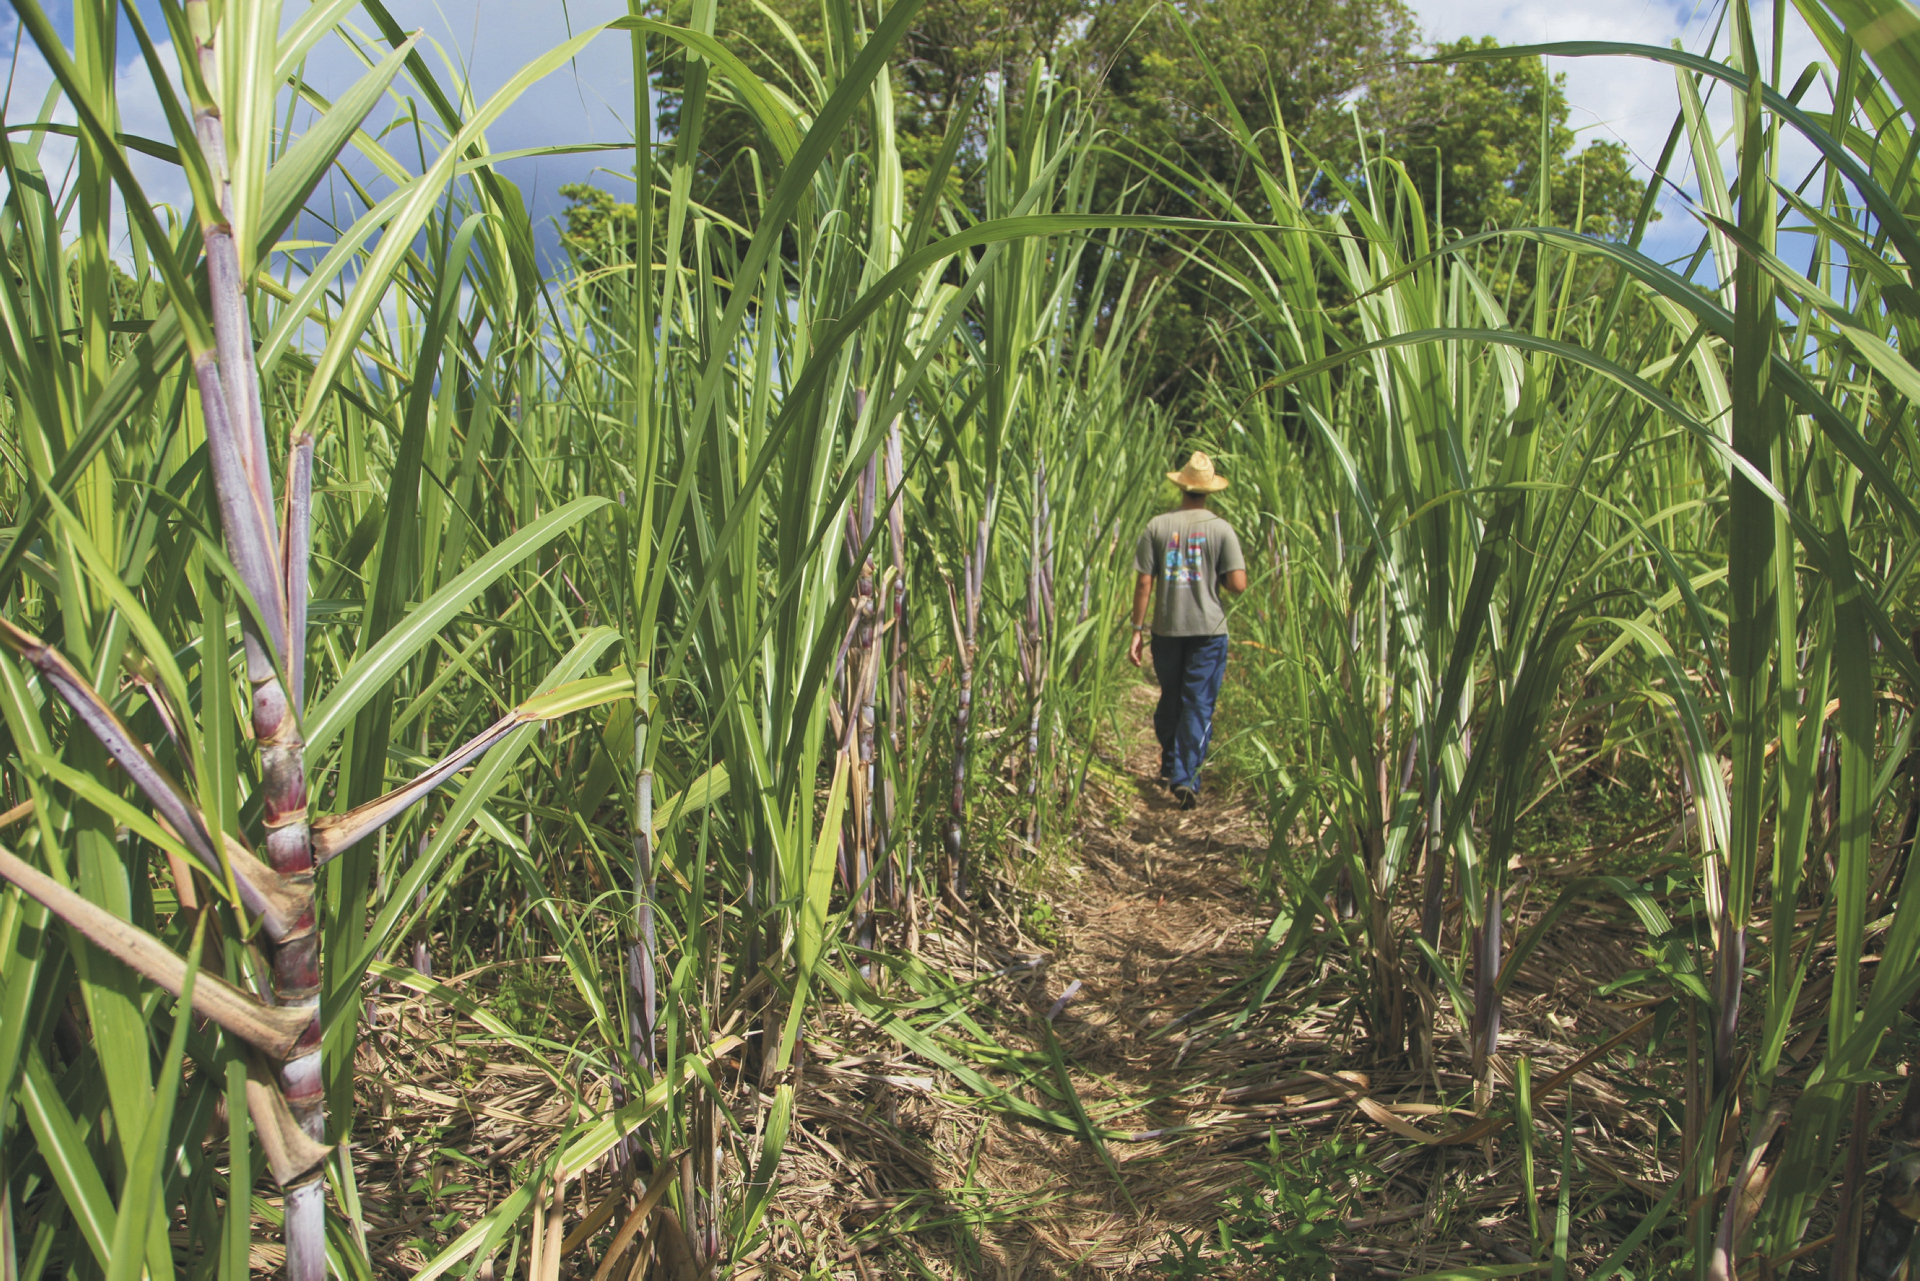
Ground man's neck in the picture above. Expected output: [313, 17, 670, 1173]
[1178, 494, 1209, 512]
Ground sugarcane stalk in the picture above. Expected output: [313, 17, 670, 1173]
[1469, 881, 1503, 1109]
[1710, 1105, 1788, 1279]
[190, 196, 326, 1281]
[880, 422, 909, 919]
[943, 487, 992, 904]
[1017, 464, 1051, 850]
[844, 440, 879, 956]
[631, 669, 658, 1082]
[164, 29, 574, 1254]
[257, 437, 322, 1281]
[183, 343, 326, 1277]
[173, 6, 329, 1270]
[614, 685, 656, 1178]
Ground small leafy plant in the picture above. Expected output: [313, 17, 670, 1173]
[1022, 897, 1061, 948]
[1152, 1133, 1379, 1278]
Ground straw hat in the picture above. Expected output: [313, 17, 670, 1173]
[1167, 451, 1229, 493]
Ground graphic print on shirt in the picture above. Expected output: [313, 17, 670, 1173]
[1162, 531, 1208, 586]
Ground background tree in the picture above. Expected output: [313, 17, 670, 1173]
[648, 0, 1093, 223]
[1081, 0, 1418, 199]
[585, 6, 1650, 416]
[558, 181, 637, 274]
[1320, 36, 1644, 238]
[1084, 30, 1647, 415]
[1074, 0, 1419, 409]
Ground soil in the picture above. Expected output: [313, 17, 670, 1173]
[344, 685, 1694, 1278]
[745, 684, 1677, 1278]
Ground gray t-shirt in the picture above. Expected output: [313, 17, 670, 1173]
[1134, 508, 1246, 637]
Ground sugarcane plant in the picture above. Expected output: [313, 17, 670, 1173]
[1015, 464, 1056, 852]
[1165, 0, 1920, 1267]
[0, 1, 645, 1274]
[487, 11, 1223, 1270]
[0, 0, 1271, 1271]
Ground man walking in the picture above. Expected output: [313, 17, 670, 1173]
[1128, 452, 1247, 809]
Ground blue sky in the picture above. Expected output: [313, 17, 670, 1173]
[336, 0, 1778, 267]
[1405, 0, 1830, 264]
[5, 0, 1831, 276]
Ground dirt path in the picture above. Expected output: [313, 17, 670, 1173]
[761, 684, 1332, 1278]
[759, 683, 1671, 1279]
[948, 686, 1284, 1274]
[344, 689, 1684, 1278]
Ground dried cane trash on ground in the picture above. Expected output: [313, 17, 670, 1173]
[348, 685, 1800, 1279]
[742, 685, 1681, 1278]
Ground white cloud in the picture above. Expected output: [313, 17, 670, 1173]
[1406, 0, 1840, 265]
[1, 1, 1855, 278]
[0, 13, 195, 257]
[1411, 0, 1712, 163]
[0, 1, 644, 270]
[291, 0, 643, 266]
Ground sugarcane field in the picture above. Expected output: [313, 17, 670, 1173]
[4, 0, 1920, 1275]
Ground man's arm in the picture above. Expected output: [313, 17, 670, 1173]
[1218, 524, 1248, 596]
[1127, 572, 1153, 667]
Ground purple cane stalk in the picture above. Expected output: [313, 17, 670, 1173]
[1712, 917, 1744, 1093]
[205, 225, 279, 553]
[196, 217, 324, 1281]
[880, 422, 909, 915]
[610, 685, 656, 1180]
[1469, 881, 1503, 1091]
[1709, 1106, 1788, 1281]
[620, 673, 658, 1172]
[943, 485, 993, 903]
[250, 465, 323, 1281]
[190, 353, 289, 658]
[1017, 465, 1051, 849]
[843, 433, 880, 956]
[633, 705, 658, 1080]
[179, 17, 326, 1266]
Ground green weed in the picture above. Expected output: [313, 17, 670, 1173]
[1151, 1134, 1379, 1278]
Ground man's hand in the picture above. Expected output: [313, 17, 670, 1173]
[1130, 573, 1154, 667]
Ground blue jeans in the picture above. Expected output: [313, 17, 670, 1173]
[1150, 633, 1228, 792]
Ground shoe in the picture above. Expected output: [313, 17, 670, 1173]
[1173, 785, 1198, 811]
